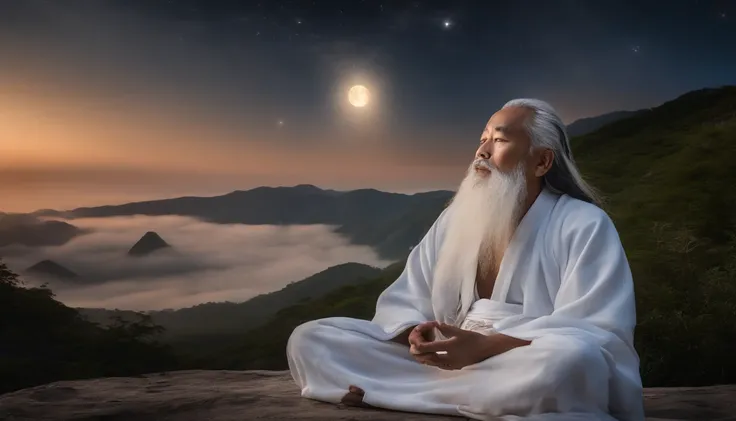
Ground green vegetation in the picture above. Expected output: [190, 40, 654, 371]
[574, 86, 736, 386]
[0, 259, 177, 394]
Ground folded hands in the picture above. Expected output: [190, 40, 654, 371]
[407, 321, 530, 370]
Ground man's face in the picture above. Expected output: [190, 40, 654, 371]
[475, 106, 534, 176]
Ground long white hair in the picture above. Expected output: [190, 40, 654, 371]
[503, 98, 601, 205]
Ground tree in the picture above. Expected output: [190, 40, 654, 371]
[0, 258, 178, 394]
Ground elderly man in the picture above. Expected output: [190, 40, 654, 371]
[287, 99, 644, 421]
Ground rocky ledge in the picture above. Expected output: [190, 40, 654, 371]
[0, 370, 734, 421]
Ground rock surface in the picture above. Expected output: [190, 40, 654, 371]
[1, 370, 735, 421]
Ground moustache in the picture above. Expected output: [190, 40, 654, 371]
[472, 158, 495, 172]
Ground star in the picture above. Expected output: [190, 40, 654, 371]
[296, 18, 302, 25]
[278, 120, 285, 127]
[632, 45, 640, 53]
[720, 12, 727, 19]
[443, 20, 452, 29]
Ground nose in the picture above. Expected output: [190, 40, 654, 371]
[476, 141, 492, 160]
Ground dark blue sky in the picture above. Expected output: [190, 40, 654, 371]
[0, 0, 734, 211]
[117, 0, 736, 125]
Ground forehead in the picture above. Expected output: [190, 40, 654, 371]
[482, 106, 531, 138]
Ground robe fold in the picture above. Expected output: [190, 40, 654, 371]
[287, 188, 644, 421]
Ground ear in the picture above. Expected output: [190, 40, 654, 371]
[534, 148, 554, 177]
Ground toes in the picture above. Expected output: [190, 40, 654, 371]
[348, 385, 365, 395]
[340, 391, 353, 404]
[340, 392, 364, 406]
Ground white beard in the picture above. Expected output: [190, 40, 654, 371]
[431, 159, 528, 326]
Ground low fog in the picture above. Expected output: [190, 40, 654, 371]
[2, 215, 393, 311]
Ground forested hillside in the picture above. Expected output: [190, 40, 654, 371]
[0, 260, 177, 394]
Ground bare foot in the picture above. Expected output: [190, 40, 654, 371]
[340, 385, 373, 408]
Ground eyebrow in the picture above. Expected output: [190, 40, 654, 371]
[480, 124, 512, 141]
[482, 125, 508, 137]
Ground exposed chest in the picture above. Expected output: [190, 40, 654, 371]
[475, 251, 505, 299]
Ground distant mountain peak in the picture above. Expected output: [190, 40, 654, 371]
[127, 231, 171, 257]
[292, 184, 322, 191]
[26, 259, 77, 279]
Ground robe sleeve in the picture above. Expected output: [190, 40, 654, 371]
[494, 205, 637, 346]
[492, 204, 643, 419]
[370, 208, 449, 336]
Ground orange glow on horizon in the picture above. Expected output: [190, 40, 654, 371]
[0, 74, 470, 212]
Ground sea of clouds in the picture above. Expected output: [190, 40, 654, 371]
[2, 215, 393, 311]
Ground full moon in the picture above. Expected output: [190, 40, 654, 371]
[348, 85, 370, 107]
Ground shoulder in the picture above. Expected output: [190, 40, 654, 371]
[551, 194, 620, 246]
[554, 194, 614, 230]
[548, 195, 630, 280]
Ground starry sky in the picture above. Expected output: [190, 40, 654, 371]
[1, 0, 734, 212]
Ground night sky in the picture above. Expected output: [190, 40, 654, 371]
[1, 0, 734, 212]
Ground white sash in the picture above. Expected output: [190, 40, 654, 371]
[460, 298, 524, 335]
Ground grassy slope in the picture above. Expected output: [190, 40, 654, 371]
[573, 86, 736, 386]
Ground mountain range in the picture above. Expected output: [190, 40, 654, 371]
[34, 186, 454, 260]
[1, 107, 635, 260]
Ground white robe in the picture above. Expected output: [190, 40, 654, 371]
[287, 188, 644, 421]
